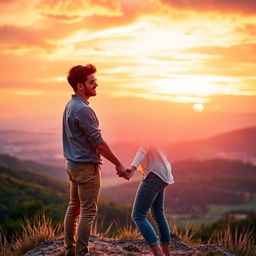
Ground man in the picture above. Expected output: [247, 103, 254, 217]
[62, 64, 127, 256]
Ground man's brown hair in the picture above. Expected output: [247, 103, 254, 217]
[67, 64, 96, 92]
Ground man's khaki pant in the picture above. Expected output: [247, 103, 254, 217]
[64, 163, 100, 256]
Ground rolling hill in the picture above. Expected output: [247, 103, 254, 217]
[101, 158, 256, 220]
[0, 157, 131, 237]
[97, 126, 256, 178]
[0, 154, 67, 180]
[167, 126, 256, 163]
[0, 126, 255, 178]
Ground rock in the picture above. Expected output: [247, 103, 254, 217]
[23, 234, 238, 256]
[23, 239, 65, 256]
[195, 244, 238, 256]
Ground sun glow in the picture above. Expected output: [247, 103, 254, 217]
[117, 75, 236, 103]
[148, 76, 222, 96]
[37, 15, 255, 105]
[0, 0, 255, 130]
[193, 103, 205, 112]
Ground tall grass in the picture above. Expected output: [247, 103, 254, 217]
[171, 222, 201, 245]
[0, 230, 9, 256]
[92, 218, 142, 239]
[91, 217, 115, 238]
[170, 220, 256, 256]
[214, 225, 256, 256]
[114, 224, 142, 239]
[1, 215, 255, 256]
[0, 215, 62, 256]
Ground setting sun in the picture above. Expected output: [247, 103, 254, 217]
[192, 103, 205, 112]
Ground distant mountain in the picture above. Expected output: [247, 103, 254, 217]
[103, 126, 256, 175]
[0, 154, 67, 180]
[167, 126, 256, 163]
[0, 130, 64, 167]
[0, 126, 255, 178]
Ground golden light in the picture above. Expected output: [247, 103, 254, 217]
[42, 16, 254, 104]
[148, 76, 222, 96]
[192, 103, 205, 112]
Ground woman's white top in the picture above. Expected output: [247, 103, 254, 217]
[131, 146, 174, 185]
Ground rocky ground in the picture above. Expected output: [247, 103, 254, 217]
[23, 234, 238, 256]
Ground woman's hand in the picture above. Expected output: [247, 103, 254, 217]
[124, 166, 137, 179]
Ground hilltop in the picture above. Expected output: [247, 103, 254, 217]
[23, 234, 237, 256]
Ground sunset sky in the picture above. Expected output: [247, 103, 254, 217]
[0, 0, 256, 143]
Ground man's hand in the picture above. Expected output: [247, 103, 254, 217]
[116, 164, 129, 180]
[116, 164, 124, 175]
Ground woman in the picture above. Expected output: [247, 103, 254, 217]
[125, 146, 174, 256]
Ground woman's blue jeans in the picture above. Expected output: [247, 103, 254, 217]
[131, 172, 171, 245]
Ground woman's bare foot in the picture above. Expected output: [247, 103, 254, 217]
[161, 243, 170, 256]
[150, 244, 165, 256]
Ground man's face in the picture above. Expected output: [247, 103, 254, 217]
[83, 74, 98, 97]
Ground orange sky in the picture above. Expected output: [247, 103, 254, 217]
[0, 0, 256, 143]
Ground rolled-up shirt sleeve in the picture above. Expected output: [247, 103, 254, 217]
[131, 147, 147, 168]
[77, 107, 104, 148]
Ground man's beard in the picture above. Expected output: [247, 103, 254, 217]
[83, 85, 96, 96]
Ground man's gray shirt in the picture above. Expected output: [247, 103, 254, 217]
[62, 95, 104, 168]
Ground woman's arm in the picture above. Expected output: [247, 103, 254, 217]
[125, 147, 148, 178]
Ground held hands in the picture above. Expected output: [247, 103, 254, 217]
[116, 164, 130, 180]
[116, 164, 136, 180]
[123, 166, 136, 180]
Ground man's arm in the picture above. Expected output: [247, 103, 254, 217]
[78, 107, 128, 179]
[96, 141, 129, 179]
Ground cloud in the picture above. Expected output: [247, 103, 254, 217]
[180, 44, 256, 77]
[158, 0, 256, 15]
[0, 0, 17, 6]
[0, 1, 40, 26]
[37, 0, 123, 22]
[0, 21, 84, 54]
[0, 25, 56, 53]
[237, 24, 256, 36]
[184, 44, 256, 64]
